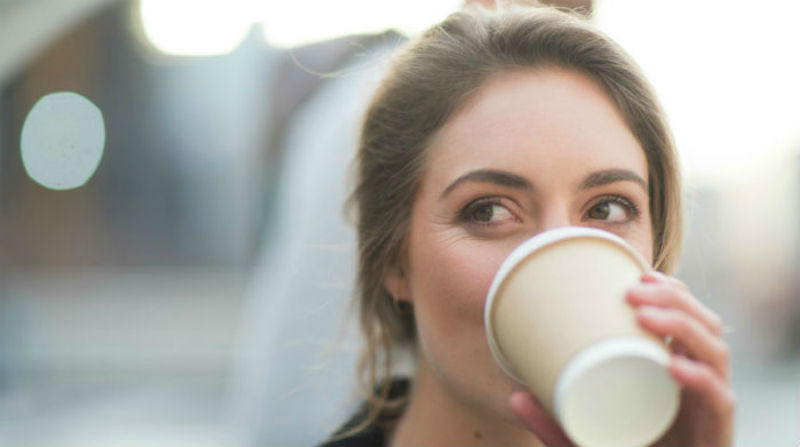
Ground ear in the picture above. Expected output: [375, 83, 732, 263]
[383, 265, 411, 303]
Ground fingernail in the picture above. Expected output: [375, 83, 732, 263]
[628, 285, 656, 301]
[626, 286, 659, 308]
[642, 270, 666, 281]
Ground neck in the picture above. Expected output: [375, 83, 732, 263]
[389, 355, 544, 446]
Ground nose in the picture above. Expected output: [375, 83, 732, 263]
[534, 202, 573, 235]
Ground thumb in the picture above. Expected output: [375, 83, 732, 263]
[509, 389, 576, 446]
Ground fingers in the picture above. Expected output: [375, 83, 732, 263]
[637, 306, 730, 382]
[627, 271, 724, 337]
[670, 356, 737, 425]
[627, 272, 730, 383]
[509, 390, 575, 446]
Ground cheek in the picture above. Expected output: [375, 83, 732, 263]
[407, 228, 522, 412]
[407, 230, 508, 339]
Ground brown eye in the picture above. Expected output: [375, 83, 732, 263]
[461, 200, 514, 224]
[471, 204, 494, 222]
[587, 201, 629, 223]
[588, 202, 610, 220]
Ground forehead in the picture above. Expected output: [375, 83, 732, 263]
[423, 67, 648, 187]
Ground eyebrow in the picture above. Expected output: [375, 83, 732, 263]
[580, 169, 648, 192]
[440, 169, 532, 199]
[440, 168, 648, 200]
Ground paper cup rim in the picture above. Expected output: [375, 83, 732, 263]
[554, 336, 679, 446]
[483, 226, 651, 384]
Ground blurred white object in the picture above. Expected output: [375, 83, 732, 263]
[138, 0, 252, 56]
[20, 91, 106, 190]
[259, 0, 459, 48]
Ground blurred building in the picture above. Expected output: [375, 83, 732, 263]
[0, 1, 277, 444]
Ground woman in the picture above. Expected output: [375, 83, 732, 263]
[324, 4, 734, 446]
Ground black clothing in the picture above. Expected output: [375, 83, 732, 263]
[319, 378, 411, 447]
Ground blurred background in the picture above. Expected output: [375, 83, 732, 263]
[0, 0, 797, 445]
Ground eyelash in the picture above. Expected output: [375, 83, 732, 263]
[458, 194, 641, 226]
[458, 197, 516, 226]
[589, 194, 641, 221]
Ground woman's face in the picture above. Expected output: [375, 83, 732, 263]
[386, 68, 654, 422]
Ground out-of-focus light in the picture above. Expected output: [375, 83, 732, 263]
[20, 92, 106, 190]
[258, 0, 461, 48]
[138, 0, 253, 56]
[594, 0, 800, 187]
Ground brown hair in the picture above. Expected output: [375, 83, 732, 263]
[339, 3, 682, 439]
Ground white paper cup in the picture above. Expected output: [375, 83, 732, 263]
[485, 227, 680, 446]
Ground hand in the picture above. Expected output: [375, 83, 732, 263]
[628, 271, 735, 446]
[508, 271, 735, 446]
[509, 389, 575, 446]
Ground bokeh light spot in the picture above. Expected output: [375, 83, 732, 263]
[20, 91, 106, 190]
[139, 0, 253, 56]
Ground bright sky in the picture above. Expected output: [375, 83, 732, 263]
[593, 0, 800, 187]
[138, 0, 800, 187]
